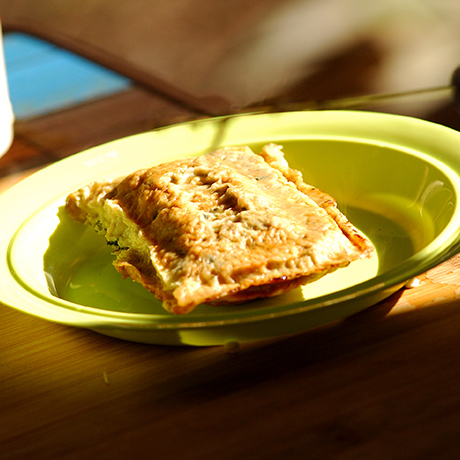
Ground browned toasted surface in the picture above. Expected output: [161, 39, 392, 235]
[65, 144, 374, 313]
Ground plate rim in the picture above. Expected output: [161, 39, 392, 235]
[2, 110, 460, 339]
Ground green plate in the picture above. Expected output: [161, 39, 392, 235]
[2, 111, 460, 346]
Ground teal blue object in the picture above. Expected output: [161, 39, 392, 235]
[3, 32, 132, 119]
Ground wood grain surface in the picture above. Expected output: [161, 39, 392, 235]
[2, 85, 460, 459]
[2, 255, 460, 459]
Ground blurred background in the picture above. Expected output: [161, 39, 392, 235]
[1, 0, 459, 163]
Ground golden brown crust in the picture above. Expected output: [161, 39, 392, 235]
[65, 144, 374, 314]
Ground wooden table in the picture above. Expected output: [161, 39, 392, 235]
[2, 84, 460, 459]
